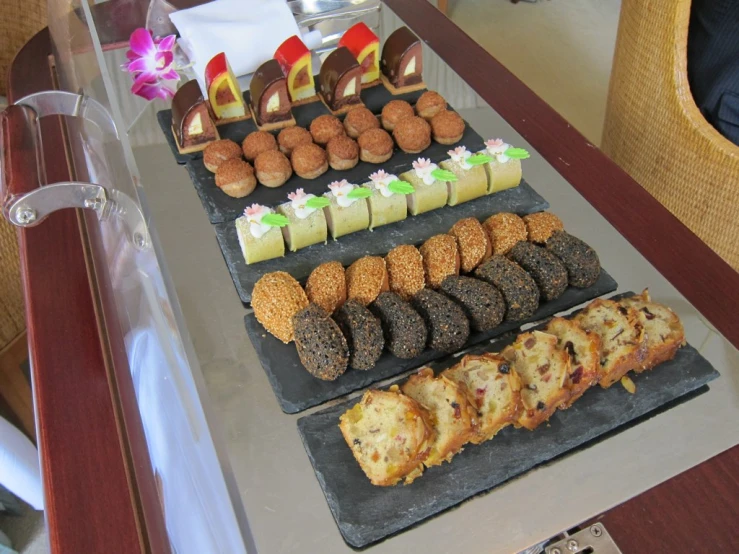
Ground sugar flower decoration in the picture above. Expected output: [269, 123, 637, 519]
[287, 188, 319, 219]
[448, 146, 473, 170]
[328, 180, 358, 208]
[485, 138, 512, 163]
[244, 204, 273, 238]
[369, 170, 398, 198]
[121, 29, 181, 101]
[412, 157, 439, 186]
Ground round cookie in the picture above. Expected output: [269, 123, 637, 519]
[252, 271, 308, 343]
[277, 126, 313, 157]
[474, 256, 539, 321]
[430, 110, 465, 145]
[310, 114, 345, 145]
[214, 159, 257, 198]
[411, 288, 470, 353]
[393, 116, 432, 154]
[345, 256, 390, 306]
[508, 241, 569, 302]
[254, 150, 293, 187]
[415, 90, 447, 120]
[204, 139, 242, 172]
[448, 217, 492, 273]
[370, 292, 428, 359]
[419, 234, 461, 289]
[381, 100, 414, 131]
[291, 143, 328, 179]
[545, 230, 601, 288]
[482, 212, 528, 255]
[242, 131, 278, 162]
[343, 107, 380, 138]
[440, 275, 505, 332]
[334, 300, 384, 371]
[523, 212, 565, 243]
[293, 304, 349, 381]
[305, 261, 347, 314]
[326, 135, 359, 170]
[385, 244, 425, 300]
[357, 128, 394, 164]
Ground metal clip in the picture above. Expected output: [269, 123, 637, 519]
[545, 523, 622, 554]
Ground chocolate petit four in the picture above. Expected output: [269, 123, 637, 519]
[343, 106, 380, 139]
[326, 135, 359, 170]
[242, 131, 278, 162]
[393, 115, 431, 153]
[276, 188, 328, 251]
[363, 169, 412, 230]
[309, 114, 345, 146]
[400, 157, 451, 216]
[235, 204, 287, 266]
[277, 126, 313, 157]
[205, 52, 248, 123]
[430, 110, 465, 145]
[249, 59, 296, 130]
[290, 143, 328, 179]
[338, 22, 381, 87]
[357, 128, 394, 164]
[215, 159, 256, 198]
[380, 26, 425, 94]
[481, 138, 530, 193]
[323, 180, 371, 239]
[203, 139, 242, 172]
[319, 46, 364, 114]
[440, 146, 488, 206]
[274, 35, 317, 104]
[254, 150, 292, 188]
[171, 80, 218, 154]
[415, 90, 447, 120]
[381, 99, 414, 132]
[251, 271, 307, 343]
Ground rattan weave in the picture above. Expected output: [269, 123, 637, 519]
[602, 0, 739, 270]
[0, 217, 24, 348]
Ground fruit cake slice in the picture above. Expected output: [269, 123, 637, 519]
[339, 389, 436, 486]
[501, 331, 570, 430]
[574, 298, 647, 387]
[442, 353, 522, 443]
[542, 317, 601, 407]
[401, 367, 478, 466]
[619, 289, 685, 370]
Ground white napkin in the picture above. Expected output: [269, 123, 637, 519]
[170, 0, 301, 82]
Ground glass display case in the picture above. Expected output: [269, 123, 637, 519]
[2, 1, 738, 552]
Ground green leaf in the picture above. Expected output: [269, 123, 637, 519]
[467, 154, 493, 166]
[431, 168, 458, 182]
[305, 196, 330, 209]
[504, 147, 531, 159]
[387, 180, 415, 195]
[260, 213, 289, 227]
[347, 187, 373, 199]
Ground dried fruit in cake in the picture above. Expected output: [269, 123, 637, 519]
[338, 22, 380, 85]
[546, 230, 601, 288]
[357, 128, 394, 164]
[619, 289, 685, 370]
[542, 317, 601, 407]
[305, 261, 347, 314]
[401, 367, 478, 466]
[501, 330, 571, 430]
[343, 106, 380, 138]
[474, 256, 539, 321]
[440, 275, 505, 333]
[204, 52, 247, 121]
[339, 388, 435, 486]
[334, 300, 384, 371]
[326, 135, 359, 171]
[415, 90, 447, 120]
[482, 212, 528, 255]
[293, 304, 349, 380]
[448, 217, 492, 273]
[277, 126, 313, 157]
[419, 234, 460, 289]
[574, 298, 647, 388]
[380, 26, 423, 91]
[381, 100, 414, 131]
[411, 289, 470, 353]
[393, 116, 431, 154]
[254, 150, 292, 188]
[250, 59, 294, 127]
[251, 271, 308, 343]
[508, 241, 569, 302]
[242, 131, 278, 162]
[523, 212, 564, 243]
[319, 47, 363, 113]
[370, 292, 427, 359]
[309, 114, 346, 146]
[385, 244, 425, 301]
[443, 353, 522, 443]
[274, 35, 316, 103]
[203, 139, 242, 172]
[290, 143, 328, 179]
[430, 110, 465, 145]
[345, 256, 389, 306]
[214, 159, 256, 198]
[171, 80, 218, 153]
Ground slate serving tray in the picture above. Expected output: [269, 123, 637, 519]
[297, 294, 721, 549]
[217, 180, 549, 304]
[245, 268, 617, 414]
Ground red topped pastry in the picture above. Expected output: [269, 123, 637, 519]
[204, 52, 247, 122]
[381, 26, 424, 93]
[274, 35, 317, 103]
[338, 22, 380, 86]
[250, 59, 295, 130]
[319, 46, 363, 114]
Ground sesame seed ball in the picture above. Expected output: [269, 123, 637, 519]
[411, 289, 470, 353]
[252, 271, 308, 343]
[345, 256, 389, 306]
[293, 304, 349, 380]
[385, 245, 425, 300]
[334, 300, 384, 371]
[474, 256, 539, 321]
[546, 230, 601, 288]
[203, 139, 242, 172]
[419, 234, 460, 289]
[482, 212, 528, 255]
[305, 261, 347, 314]
[241, 131, 278, 162]
[370, 292, 427, 359]
[440, 275, 505, 332]
[448, 217, 492, 273]
[508, 241, 568, 302]
[523, 212, 565, 243]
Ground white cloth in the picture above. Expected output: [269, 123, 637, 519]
[0, 416, 43, 510]
[170, 0, 301, 81]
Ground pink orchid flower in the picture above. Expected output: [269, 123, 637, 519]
[412, 158, 432, 171]
[131, 77, 176, 101]
[123, 29, 178, 82]
[288, 188, 308, 202]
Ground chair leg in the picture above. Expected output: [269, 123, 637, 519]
[438, 0, 449, 16]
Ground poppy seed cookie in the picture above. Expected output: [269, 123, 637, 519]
[334, 300, 384, 371]
[292, 304, 349, 380]
[474, 256, 539, 321]
[411, 289, 470, 353]
[440, 275, 505, 332]
[546, 230, 601, 288]
[370, 292, 427, 359]
[508, 241, 568, 302]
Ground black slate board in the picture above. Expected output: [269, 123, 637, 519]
[245, 268, 617, 413]
[217, 180, 549, 304]
[297, 298, 720, 549]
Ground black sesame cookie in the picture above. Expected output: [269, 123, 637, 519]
[370, 292, 428, 359]
[507, 241, 568, 302]
[474, 256, 539, 321]
[334, 300, 384, 371]
[439, 275, 505, 333]
[292, 304, 349, 381]
[411, 289, 470, 353]
[545, 230, 601, 288]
